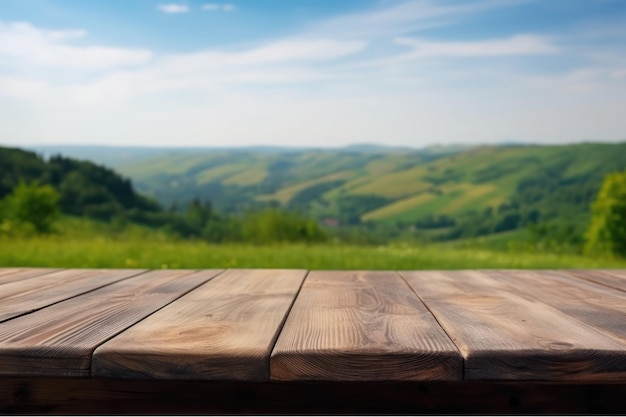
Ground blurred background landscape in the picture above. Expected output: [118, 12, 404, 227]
[1, 0, 625, 269]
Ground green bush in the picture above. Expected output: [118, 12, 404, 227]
[241, 209, 328, 244]
[2, 182, 60, 233]
[584, 170, 626, 257]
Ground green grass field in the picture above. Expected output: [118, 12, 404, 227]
[2, 217, 624, 270]
[2, 234, 625, 270]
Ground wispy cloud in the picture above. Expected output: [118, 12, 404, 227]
[393, 35, 558, 58]
[157, 4, 190, 14]
[68, 39, 367, 104]
[309, 0, 536, 39]
[0, 22, 152, 70]
[202, 3, 236, 12]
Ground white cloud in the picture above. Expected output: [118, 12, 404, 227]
[202, 3, 236, 12]
[151, 39, 365, 79]
[157, 4, 190, 14]
[0, 22, 152, 70]
[393, 35, 559, 58]
[522, 67, 626, 94]
[218, 39, 366, 64]
[0, 76, 49, 101]
[66, 39, 366, 105]
[309, 0, 535, 39]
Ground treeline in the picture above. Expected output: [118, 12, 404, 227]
[1, 147, 160, 221]
[0, 147, 328, 243]
[161, 199, 327, 243]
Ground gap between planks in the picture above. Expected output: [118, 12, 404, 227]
[93, 269, 308, 381]
[401, 270, 626, 382]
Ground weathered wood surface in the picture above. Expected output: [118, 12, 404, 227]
[0, 268, 57, 285]
[488, 270, 626, 344]
[401, 270, 626, 381]
[93, 269, 306, 380]
[0, 269, 143, 323]
[0, 268, 624, 384]
[0, 270, 221, 377]
[271, 271, 462, 381]
[569, 269, 626, 292]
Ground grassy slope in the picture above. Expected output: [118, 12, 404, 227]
[116, 143, 626, 224]
[1, 217, 625, 270]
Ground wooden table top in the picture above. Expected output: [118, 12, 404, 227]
[0, 268, 624, 382]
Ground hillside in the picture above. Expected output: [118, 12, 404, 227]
[0, 146, 161, 222]
[100, 143, 626, 238]
[22, 142, 626, 244]
[0, 146, 330, 245]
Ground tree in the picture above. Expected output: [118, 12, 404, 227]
[186, 199, 213, 231]
[584, 170, 626, 257]
[3, 182, 60, 233]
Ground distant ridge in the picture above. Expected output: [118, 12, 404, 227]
[25, 144, 412, 168]
[26, 142, 476, 168]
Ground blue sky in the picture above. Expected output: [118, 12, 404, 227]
[0, 0, 625, 148]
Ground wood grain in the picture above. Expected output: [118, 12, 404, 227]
[0, 269, 221, 377]
[402, 270, 626, 381]
[271, 271, 462, 381]
[0, 268, 58, 286]
[93, 269, 306, 381]
[487, 270, 626, 344]
[569, 270, 626, 292]
[0, 269, 144, 323]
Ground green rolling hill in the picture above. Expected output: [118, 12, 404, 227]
[26, 142, 626, 243]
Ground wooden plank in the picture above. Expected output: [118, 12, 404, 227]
[569, 270, 626, 292]
[93, 269, 307, 381]
[0, 269, 222, 377]
[402, 270, 626, 382]
[487, 270, 626, 344]
[0, 269, 144, 323]
[271, 271, 462, 381]
[0, 268, 58, 285]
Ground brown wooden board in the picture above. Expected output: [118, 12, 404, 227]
[271, 271, 462, 381]
[569, 269, 626, 292]
[0, 269, 221, 377]
[94, 269, 307, 381]
[487, 270, 626, 344]
[0, 268, 58, 285]
[0, 269, 144, 323]
[401, 270, 626, 382]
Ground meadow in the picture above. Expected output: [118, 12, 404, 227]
[2, 218, 624, 270]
